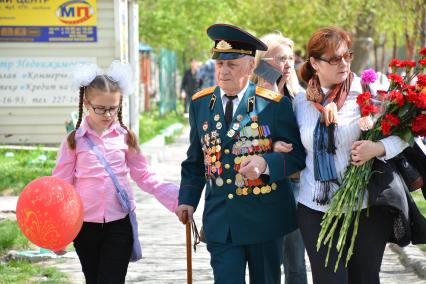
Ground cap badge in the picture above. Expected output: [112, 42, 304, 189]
[216, 40, 232, 50]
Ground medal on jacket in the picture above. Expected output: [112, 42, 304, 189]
[202, 121, 208, 131]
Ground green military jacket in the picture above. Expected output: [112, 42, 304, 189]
[179, 81, 306, 245]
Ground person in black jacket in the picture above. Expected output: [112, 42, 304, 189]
[180, 58, 200, 113]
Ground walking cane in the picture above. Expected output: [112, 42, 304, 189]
[182, 210, 192, 284]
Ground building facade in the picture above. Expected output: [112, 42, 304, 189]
[0, 0, 140, 145]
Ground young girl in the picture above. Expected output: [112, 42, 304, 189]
[52, 61, 179, 284]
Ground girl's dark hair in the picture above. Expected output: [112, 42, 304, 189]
[117, 96, 139, 152]
[300, 27, 352, 83]
[66, 86, 85, 150]
[67, 75, 140, 152]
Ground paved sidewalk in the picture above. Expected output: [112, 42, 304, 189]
[0, 196, 18, 213]
[2, 127, 426, 283]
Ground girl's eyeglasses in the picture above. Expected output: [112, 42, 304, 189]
[88, 102, 120, 115]
[317, 51, 354, 65]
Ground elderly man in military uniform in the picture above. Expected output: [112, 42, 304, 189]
[176, 23, 306, 284]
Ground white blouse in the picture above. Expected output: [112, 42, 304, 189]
[294, 76, 408, 212]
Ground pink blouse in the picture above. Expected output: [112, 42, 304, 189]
[52, 117, 179, 223]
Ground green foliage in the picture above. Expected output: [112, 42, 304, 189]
[412, 191, 426, 251]
[0, 149, 57, 196]
[139, 0, 425, 64]
[139, 0, 238, 60]
[412, 191, 426, 218]
[0, 259, 68, 284]
[0, 220, 30, 254]
[139, 108, 188, 144]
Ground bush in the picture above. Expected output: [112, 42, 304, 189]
[0, 220, 30, 255]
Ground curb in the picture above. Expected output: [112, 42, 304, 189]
[1, 250, 78, 264]
[389, 243, 426, 279]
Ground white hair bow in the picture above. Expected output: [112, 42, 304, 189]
[71, 60, 134, 96]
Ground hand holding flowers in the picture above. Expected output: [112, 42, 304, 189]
[350, 140, 385, 166]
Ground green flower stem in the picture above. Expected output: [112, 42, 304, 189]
[317, 155, 374, 271]
[345, 183, 367, 267]
[336, 185, 358, 252]
[325, 223, 336, 267]
[318, 183, 350, 250]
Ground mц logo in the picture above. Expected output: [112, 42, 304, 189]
[56, 0, 95, 25]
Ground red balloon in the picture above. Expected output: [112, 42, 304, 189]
[16, 176, 83, 251]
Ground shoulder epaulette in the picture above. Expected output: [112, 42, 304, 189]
[255, 86, 283, 102]
[192, 86, 216, 101]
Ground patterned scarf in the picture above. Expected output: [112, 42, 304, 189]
[307, 72, 354, 205]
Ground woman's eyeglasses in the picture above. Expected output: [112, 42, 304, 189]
[88, 102, 120, 115]
[262, 56, 294, 64]
[317, 51, 354, 65]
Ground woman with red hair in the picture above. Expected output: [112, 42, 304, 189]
[290, 27, 408, 283]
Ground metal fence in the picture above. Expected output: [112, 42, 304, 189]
[158, 48, 177, 116]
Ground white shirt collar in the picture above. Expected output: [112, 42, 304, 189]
[220, 80, 250, 102]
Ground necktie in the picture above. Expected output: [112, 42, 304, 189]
[224, 95, 237, 126]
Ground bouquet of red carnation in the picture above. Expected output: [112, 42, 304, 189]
[317, 47, 426, 271]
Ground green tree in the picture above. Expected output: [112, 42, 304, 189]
[139, 0, 426, 71]
[139, 0, 238, 60]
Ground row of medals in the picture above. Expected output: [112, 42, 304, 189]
[202, 113, 278, 196]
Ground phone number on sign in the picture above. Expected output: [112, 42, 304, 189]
[0, 96, 79, 105]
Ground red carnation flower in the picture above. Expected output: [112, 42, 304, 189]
[387, 73, 404, 86]
[360, 104, 378, 116]
[419, 47, 426, 56]
[356, 92, 371, 106]
[414, 91, 426, 109]
[360, 105, 370, 116]
[388, 59, 402, 68]
[381, 114, 400, 136]
[408, 61, 417, 67]
[381, 120, 392, 135]
[419, 58, 426, 67]
[402, 84, 416, 91]
[407, 90, 418, 104]
[412, 114, 426, 136]
[417, 74, 426, 88]
[400, 60, 416, 68]
[385, 114, 400, 126]
[389, 90, 405, 107]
